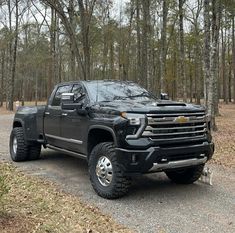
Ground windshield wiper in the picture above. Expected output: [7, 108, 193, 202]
[113, 96, 128, 100]
[99, 100, 113, 102]
[113, 92, 154, 101]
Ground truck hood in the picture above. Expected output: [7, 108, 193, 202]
[97, 99, 205, 113]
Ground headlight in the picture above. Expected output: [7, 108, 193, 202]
[121, 113, 146, 125]
[121, 113, 147, 139]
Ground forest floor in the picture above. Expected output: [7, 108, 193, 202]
[0, 162, 132, 233]
[210, 103, 235, 168]
[0, 103, 234, 233]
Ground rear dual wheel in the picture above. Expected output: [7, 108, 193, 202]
[10, 127, 41, 162]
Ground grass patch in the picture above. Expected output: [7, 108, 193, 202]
[0, 162, 132, 233]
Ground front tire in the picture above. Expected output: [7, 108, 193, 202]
[10, 127, 29, 162]
[165, 164, 204, 184]
[88, 142, 131, 199]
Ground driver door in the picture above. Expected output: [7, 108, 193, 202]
[44, 84, 72, 148]
[60, 83, 88, 154]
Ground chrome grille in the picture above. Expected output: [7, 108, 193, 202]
[143, 112, 207, 143]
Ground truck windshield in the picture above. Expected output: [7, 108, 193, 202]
[85, 81, 157, 102]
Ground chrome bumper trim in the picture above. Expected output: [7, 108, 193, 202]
[149, 156, 207, 172]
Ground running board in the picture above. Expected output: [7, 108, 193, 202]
[148, 156, 207, 173]
[47, 145, 87, 160]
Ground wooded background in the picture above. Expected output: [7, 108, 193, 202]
[0, 0, 235, 130]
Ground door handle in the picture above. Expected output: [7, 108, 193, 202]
[45, 112, 50, 115]
[62, 113, 68, 116]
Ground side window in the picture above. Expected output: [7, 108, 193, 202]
[72, 84, 84, 102]
[51, 85, 72, 106]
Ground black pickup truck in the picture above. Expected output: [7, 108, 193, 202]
[9, 80, 214, 199]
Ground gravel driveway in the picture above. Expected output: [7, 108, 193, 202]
[0, 114, 234, 233]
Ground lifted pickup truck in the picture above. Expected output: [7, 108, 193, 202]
[10, 80, 214, 199]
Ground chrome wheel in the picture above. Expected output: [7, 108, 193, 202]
[96, 156, 113, 186]
[12, 136, 18, 154]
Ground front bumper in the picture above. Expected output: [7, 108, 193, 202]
[116, 142, 214, 175]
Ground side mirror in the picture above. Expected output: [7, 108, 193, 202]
[61, 93, 76, 110]
[160, 93, 169, 100]
[61, 93, 87, 116]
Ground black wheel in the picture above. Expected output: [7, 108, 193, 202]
[88, 142, 131, 199]
[10, 127, 29, 162]
[28, 143, 41, 160]
[165, 164, 204, 184]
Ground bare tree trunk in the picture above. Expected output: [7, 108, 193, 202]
[6, 0, 12, 110]
[35, 70, 38, 106]
[9, 0, 19, 111]
[141, 0, 150, 89]
[228, 44, 232, 102]
[78, 0, 96, 80]
[48, 5, 56, 96]
[0, 50, 5, 107]
[102, 25, 108, 79]
[187, 50, 193, 102]
[221, 26, 228, 103]
[57, 23, 62, 83]
[203, 0, 211, 107]
[68, 0, 76, 80]
[179, 0, 187, 101]
[213, 0, 221, 116]
[172, 35, 178, 100]
[232, 15, 235, 104]
[21, 24, 29, 107]
[109, 33, 114, 79]
[126, 3, 135, 81]
[136, 0, 141, 84]
[208, 0, 221, 130]
[78, 0, 90, 80]
[195, 26, 201, 105]
[160, 1, 168, 93]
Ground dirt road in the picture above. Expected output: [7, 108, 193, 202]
[0, 113, 234, 233]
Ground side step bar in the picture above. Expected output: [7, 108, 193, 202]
[47, 145, 87, 160]
[149, 156, 207, 173]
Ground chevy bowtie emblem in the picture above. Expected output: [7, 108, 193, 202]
[174, 116, 189, 123]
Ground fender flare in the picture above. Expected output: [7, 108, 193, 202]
[12, 118, 27, 141]
[88, 125, 117, 146]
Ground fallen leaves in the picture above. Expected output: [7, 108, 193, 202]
[0, 163, 132, 233]
[210, 104, 235, 168]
